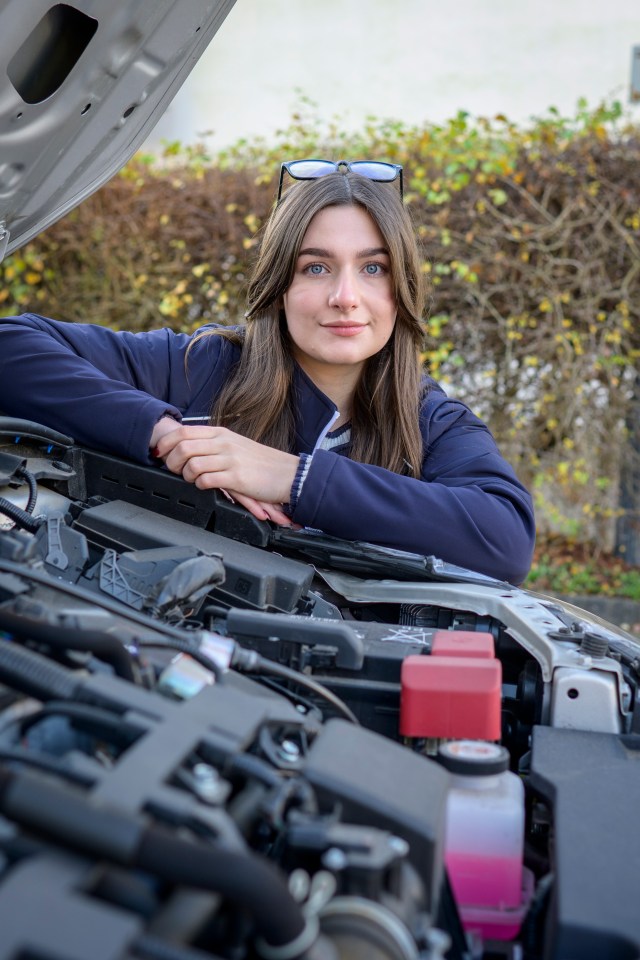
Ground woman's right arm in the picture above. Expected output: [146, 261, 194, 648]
[0, 313, 195, 461]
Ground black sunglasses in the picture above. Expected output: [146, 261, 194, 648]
[277, 158, 404, 202]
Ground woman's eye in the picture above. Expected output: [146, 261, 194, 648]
[364, 262, 385, 275]
[304, 263, 326, 275]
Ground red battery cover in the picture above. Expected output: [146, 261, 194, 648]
[399, 630, 502, 740]
[431, 630, 495, 659]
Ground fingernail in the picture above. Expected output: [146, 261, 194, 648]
[151, 446, 161, 459]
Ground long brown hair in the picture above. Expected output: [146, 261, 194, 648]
[194, 172, 428, 476]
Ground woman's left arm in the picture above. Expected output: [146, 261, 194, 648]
[290, 397, 536, 585]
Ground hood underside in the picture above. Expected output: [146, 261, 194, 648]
[0, 0, 236, 262]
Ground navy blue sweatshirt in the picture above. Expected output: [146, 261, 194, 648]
[0, 314, 535, 582]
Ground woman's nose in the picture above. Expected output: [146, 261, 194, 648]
[328, 270, 360, 310]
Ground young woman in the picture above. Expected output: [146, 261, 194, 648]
[0, 161, 535, 582]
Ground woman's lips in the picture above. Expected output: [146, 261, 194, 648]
[323, 324, 366, 337]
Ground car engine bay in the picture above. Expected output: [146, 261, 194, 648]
[0, 417, 639, 960]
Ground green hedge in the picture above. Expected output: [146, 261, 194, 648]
[1, 99, 638, 548]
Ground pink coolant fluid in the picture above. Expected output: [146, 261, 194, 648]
[439, 741, 526, 939]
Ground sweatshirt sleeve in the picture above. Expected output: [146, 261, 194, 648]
[0, 313, 222, 462]
[291, 394, 535, 584]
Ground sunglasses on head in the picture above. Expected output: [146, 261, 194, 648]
[277, 158, 404, 202]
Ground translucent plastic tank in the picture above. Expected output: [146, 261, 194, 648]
[440, 740, 526, 939]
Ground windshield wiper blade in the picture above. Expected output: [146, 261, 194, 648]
[270, 528, 507, 586]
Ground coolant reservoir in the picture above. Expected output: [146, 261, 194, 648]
[440, 741, 527, 940]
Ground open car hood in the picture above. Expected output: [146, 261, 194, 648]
[0, 0, 236, 262]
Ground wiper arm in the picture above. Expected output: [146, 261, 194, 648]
[270, 528, 507, 586]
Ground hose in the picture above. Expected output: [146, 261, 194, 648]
[0, 636, 82, 702]
[137, 826, 306, 950]
[0, 765, 308, 955]
[0, 606, 137, 682]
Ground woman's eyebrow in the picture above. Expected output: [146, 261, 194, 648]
[298, 247, 332, 258]
[298, 246, 389, 258]
[357, 247, 389, 258]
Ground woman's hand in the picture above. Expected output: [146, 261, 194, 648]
[152, 424, 300, 526]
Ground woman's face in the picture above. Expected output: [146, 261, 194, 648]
[282, 204, 397, 385]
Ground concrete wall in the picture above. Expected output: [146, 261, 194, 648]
[146, 0, 640, 151]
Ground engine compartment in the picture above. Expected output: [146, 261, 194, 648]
[1, 417, 639, 960]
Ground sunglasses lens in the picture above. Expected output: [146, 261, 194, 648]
[278, 159, 403, 203]
[286, 160, 337, 180]
[349, 161, 398, 182]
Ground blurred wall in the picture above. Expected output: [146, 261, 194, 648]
[145, 0, 640, 151]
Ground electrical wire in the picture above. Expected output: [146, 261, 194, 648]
[243, 656, 359, 725]
[0, 496, 43, 533]
[134, 636, 225, 683]
[15, 467, 37, 514]
[248, 674, 324, 723]
[0, 558, 225, 680]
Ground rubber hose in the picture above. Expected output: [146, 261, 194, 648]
[0, 764, 306, 953]
[0, 636, 81, 701]
[0, 607, 136, 682]
[0, 418, 73, 448]
[136, 826, 306, 949]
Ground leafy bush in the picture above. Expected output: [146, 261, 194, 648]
[1, 98, 638, 554]
[526, 534, 640, 601]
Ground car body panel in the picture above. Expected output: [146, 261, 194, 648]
[0, 0, 236, 260]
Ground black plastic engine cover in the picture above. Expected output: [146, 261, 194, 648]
[302, 717, 449, 914]
[73, 499, 314, 612]
[0, 853, 143, 960]
[530, 725, 640, 960]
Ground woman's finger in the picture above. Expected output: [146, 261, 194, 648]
[229, 491, 296, 527]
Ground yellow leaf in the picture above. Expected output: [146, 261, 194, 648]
[244, 214, 260, 233]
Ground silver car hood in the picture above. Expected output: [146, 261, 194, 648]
[0, 0, 236, 262]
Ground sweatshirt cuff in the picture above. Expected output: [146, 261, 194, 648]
[289, 453, 313, 511]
